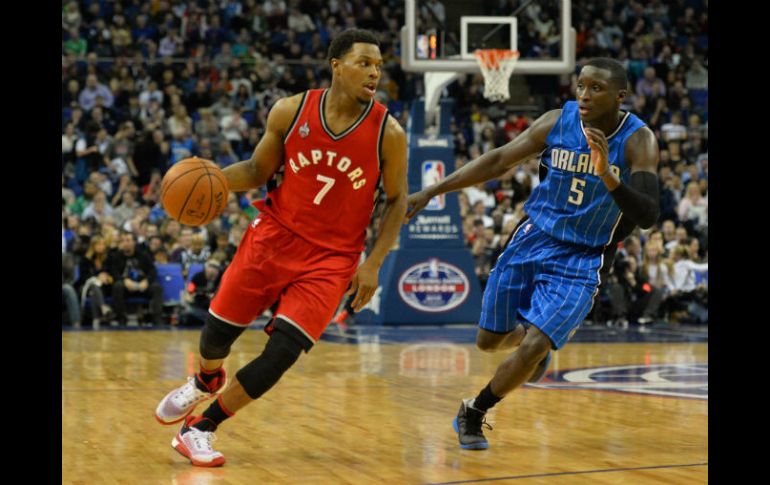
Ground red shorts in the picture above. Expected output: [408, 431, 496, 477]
[209, 214, 360, 342]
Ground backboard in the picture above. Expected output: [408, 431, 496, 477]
[402, 0, 575, 74]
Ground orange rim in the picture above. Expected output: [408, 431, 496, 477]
[473, 49, 519, 70]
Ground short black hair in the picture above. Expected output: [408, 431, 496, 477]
[327, 29, 380, 61]
[584, 58, 628, 91]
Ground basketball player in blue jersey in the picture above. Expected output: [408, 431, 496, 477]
[406, 58, 660, 450]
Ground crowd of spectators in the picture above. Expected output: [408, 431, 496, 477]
[62, 0, 707, 327]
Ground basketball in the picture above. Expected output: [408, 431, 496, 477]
[161, 157, 229, 226]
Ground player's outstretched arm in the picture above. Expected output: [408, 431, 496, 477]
[586, 125, 660, 228]
[347, 115, 408, 312]
[221, 94, 303, 192]
[405, 109, 560, 220]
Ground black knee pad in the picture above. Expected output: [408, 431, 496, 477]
[199, 314, 247, 360]
[235, 325, 305, 399]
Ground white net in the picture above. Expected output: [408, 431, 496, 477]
[473, 50, 520, 102]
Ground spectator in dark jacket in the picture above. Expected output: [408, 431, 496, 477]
[607, 256, 664, 326]
[108, 231, 163, 326]
[179, 259, 222, 326]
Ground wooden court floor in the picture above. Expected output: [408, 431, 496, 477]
[62, 329, 707, 484]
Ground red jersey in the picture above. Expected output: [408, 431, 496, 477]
[255, 89, 388, 253]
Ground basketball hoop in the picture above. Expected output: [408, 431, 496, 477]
[473, 49, 520, 102]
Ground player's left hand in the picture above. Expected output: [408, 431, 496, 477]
[404, 190, 433, 222]
[584, 127, 610, 176]
[346, 261, 379, 312]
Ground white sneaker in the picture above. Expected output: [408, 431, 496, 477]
[155, 371, 225, 425]
[172, 416, 226, 467]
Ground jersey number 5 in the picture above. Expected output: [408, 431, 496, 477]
[314, 175, 336, 205]
[568, 177, 586, 206]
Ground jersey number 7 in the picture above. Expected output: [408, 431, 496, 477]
[314, 175, 336, 205]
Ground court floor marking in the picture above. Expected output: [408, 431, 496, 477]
[424, 462, 708, 484]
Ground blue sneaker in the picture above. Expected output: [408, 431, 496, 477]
[528, 351, 552, 383]
[452, 399, 491, 450]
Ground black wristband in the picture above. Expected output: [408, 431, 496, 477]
[609, 172, 659, 229]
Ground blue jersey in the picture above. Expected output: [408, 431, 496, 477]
[524, 101, 646, 248]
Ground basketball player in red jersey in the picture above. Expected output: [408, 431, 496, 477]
[154, 29, 408, 467]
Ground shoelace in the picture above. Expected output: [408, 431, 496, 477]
[175, 377, 205, 407]
[465, 409, 493, 433]
[468, 415, 493, 432]
[480, 418, 493, 431]
[190, 429, 217, 452]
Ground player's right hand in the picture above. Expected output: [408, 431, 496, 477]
[404, 190, 433, 222]
[583, 127, 610, 176]
[346, 261, 379, 312]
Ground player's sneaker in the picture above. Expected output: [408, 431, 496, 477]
[171, 415, 226, 467]
[452, 399, 491, 450]
[528, 351, 552, 383]
[155, 369, 226, 425]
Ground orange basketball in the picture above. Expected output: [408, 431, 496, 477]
[161, 157, 229, 226]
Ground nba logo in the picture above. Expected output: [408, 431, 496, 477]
[422, 161, 445, 210]
[416, 35, 429, 59]
[428, 258, 440, 277]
